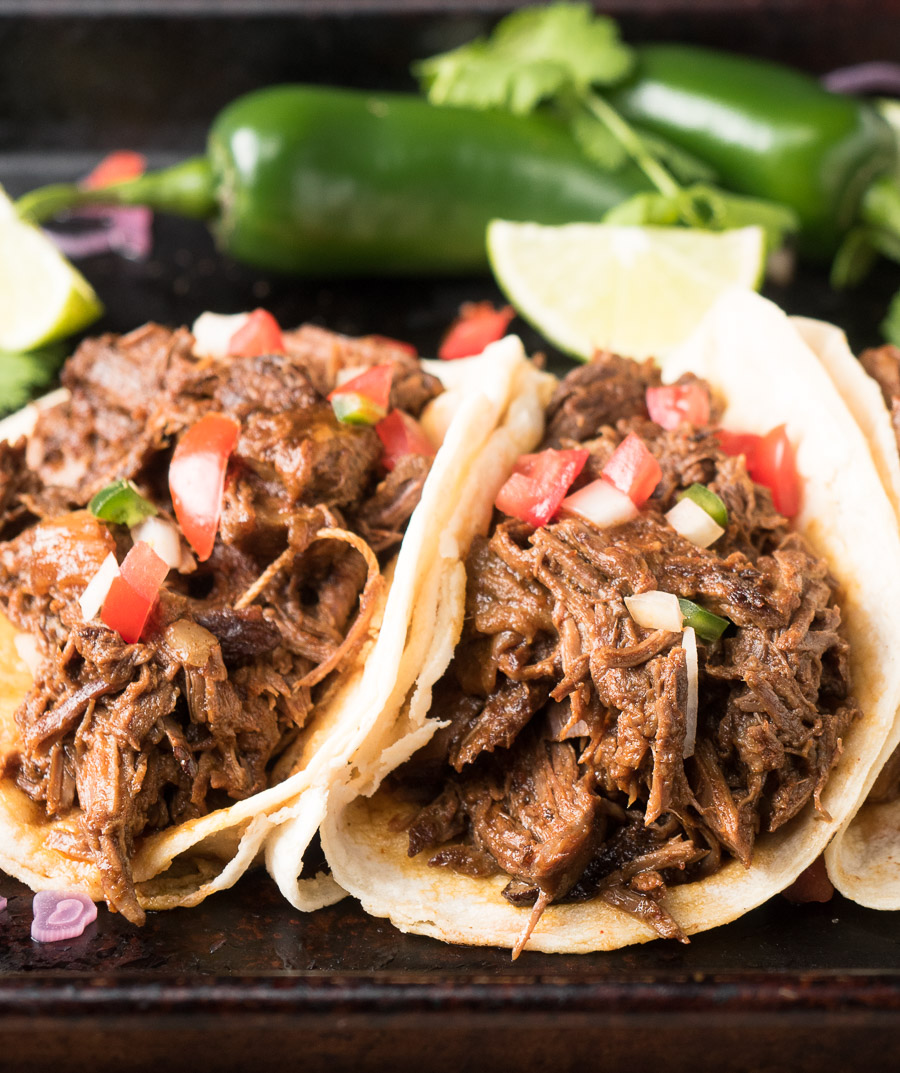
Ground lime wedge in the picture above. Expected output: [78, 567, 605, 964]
[487, 220, 765, 360]
[0, 184, 103, 351]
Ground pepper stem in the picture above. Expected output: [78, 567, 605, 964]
[15, 156, 217, 225]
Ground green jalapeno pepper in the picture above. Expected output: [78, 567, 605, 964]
[16, 85, 650, 276]
[609, 44, 898, 260]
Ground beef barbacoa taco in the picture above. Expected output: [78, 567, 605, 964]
[0, 313, 535, 923]
[793, 316, 900, 910]
[318, 289, 900, 954]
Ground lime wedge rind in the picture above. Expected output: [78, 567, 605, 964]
[0, 184, 103, 352]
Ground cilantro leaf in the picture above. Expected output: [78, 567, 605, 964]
[830, 226, 879, 289]
[882, 288, 900, 346]
[415, 3, 633, 114]
[0, 346, 65, 416]
[603, 184, 798, 253]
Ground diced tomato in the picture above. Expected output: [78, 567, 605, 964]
[100, 541, 168, 643]
[715, 429, 762, 460]
[375, 410, 435, 471]
[646, 383, 710, 430]
[82, 150, 146, 189]
[120, 540, 170, 601]
[227, 308, 285, 357]
[438, 302, 515, 361]
[329, 364, 393, 411]
[367, 334, 419, 359]
[752, 424, 800, 517]
[601, 434, 661, 506]
[495, 448, 589, 527]
[169, 413, 241, 562]
[716, 425, 800, 516]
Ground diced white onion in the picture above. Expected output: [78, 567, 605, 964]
[191, 311, 250, 359]
[78, 553, 120, 622]
[560, 478, 638, 529]
[130, 516, 183, 571]
[665, 496, 725, 548]
[682, 626, 699, 759]
[13, 633, 43, 676]
[624, 590, 684, 632]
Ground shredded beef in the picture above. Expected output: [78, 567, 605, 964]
[859, 343, 900, 454]
[405, 352, 858, 946]
[1, 321, 441, 922]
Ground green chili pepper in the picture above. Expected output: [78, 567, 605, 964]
[330, 393, 387, 426]
[89, 479, 157, 528]
[680, 483, 728, 527]
[678, 598, 730, 642]
[16, 86, 649, 276]
[608, 45, 898, 260]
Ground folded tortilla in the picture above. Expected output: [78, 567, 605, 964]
[317, 289, 900, 952]
[0, 335, 537, 916]
[793, 316, 900, 910]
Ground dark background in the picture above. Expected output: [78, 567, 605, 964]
[1, 4, 899, 1071]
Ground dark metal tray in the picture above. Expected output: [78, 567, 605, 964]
[1, 5, 899, 1071]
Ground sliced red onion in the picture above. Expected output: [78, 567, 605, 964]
[665, 496, 725, 548]
[625, 590, 683, 632]
[823, 62, 900, 95]
[682, 626, 699, 759]
[44, 205, 152, 262]
[191, 311, 250, 359]
[79, 552, 120, 622]
[0, 895, 7, 913]
[31, 890, 97, 942]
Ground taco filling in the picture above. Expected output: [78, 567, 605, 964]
[398, 353, 858, 952]
[846, 340, 900, 809]
[0, 320, 442, 923]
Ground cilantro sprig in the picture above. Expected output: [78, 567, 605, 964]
[415, 2, 796, 250]
[0, 346, 65, 417]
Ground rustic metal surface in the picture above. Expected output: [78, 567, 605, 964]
[1, 6, 900, 1071]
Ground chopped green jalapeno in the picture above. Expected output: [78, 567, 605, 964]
[89, 479, 157, 528]
[330, 393, 388, 426]
[678, 598, 730, 641]
[680, 483, 728, 527]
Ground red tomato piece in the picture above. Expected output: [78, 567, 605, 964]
[227, 308, 285, 357]
[375, 410, 435, 471]
[715, 428, 762, 461]
[495, 447, 589, 527]
[438, 302, 516, 361]
[169, 413, 241, 562]
[646, 383, 710, 430]
[120, 540, 170, 602]
[100, 543, 167, 643]
[329, 363, 394, 412]
[601, 433, 662, 506]
[366, 334, 419, 359]
[83, 150, 146, 189]
[752, 424, 800, 517]
[101, 576, 150, 644]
